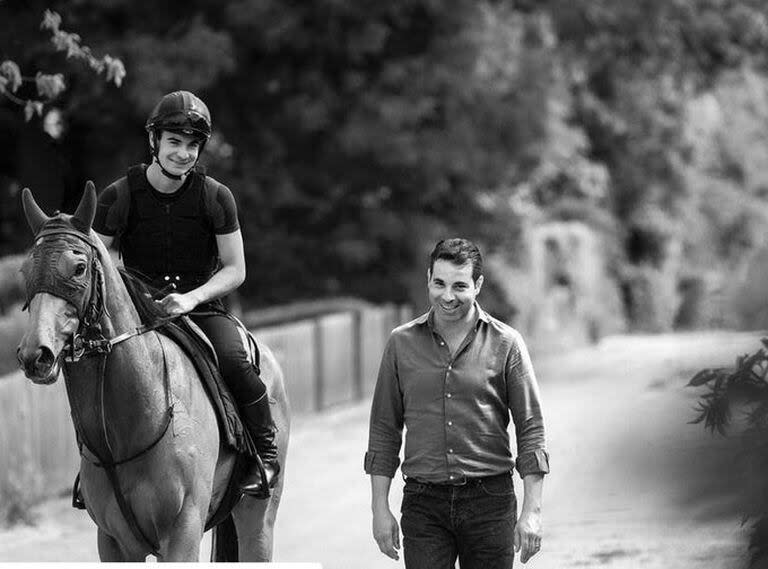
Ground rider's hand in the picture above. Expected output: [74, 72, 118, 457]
[372, 506, 400, 560]
[157, 292, 197, 315]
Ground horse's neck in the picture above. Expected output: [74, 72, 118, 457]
[66, 242, 169, 460]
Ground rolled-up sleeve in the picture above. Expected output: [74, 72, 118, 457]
[364, 336, 404, 478]
[507, 332, 550, 477]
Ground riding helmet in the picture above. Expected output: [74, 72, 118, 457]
[145, 91, 212, 140]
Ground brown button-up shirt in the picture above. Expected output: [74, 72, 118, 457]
[365, 304, 549, 482]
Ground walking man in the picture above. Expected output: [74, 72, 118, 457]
[365, 238, 549, 568]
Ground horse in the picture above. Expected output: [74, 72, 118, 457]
[16, 182, 290, 562]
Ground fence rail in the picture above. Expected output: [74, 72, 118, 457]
[0, 303, 412, 502]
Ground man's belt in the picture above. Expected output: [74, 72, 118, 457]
[407, 471, 511, 487]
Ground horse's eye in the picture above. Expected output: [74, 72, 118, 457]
[74, 263, 87, 277]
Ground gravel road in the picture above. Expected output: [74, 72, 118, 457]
[0, 331, 759, 568]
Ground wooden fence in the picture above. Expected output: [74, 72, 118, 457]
[0, 303, 413, 502]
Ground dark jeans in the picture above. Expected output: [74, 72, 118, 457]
[190, 311, 266, 404]
[400, 472, 517, 569]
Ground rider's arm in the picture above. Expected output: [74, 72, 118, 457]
[185, 229, 246, 307]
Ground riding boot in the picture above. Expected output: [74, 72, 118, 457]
[239, 395, 280, 498]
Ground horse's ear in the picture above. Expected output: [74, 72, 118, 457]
[21, 187, 51, 235]
[72, 181, 97, 232]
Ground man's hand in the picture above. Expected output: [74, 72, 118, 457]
[372, 506, 400, 561]
[514, 509, 542, 564]
[157, 292, 197, 315]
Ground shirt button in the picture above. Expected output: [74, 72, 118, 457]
[447, 421, 453, 426]
[440, 341, 445, 346]
[447, 365, 452, 370]
[449, 475, 455, 479]
[448, 448, 454, 453]
[446, 393, 452, 398]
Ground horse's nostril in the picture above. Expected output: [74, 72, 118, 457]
[37, 346, 55, 369]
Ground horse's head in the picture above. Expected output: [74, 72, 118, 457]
[16, 182, 104, 384]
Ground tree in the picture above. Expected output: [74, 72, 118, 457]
[0, 10, 124, 121]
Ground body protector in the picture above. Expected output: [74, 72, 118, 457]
[119, 166, 219, 292]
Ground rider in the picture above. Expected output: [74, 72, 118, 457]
[90, 90, 279, 497]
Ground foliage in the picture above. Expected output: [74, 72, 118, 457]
[0, 9, 124, 120]
[690, 339, 768, 567]
[4, 0, 768, 321]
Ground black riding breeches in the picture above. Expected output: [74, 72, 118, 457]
[189, 311, 267, 405]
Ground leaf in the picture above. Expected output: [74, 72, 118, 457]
[35, 73, 66, 100]
[66, 36, 82, 59]
[0, 60, 22, 92]
[688, 369, 716, 387]
[23, 100, 44, 122]
[104, 56, 126, 87]
[40, 10, 62, 32]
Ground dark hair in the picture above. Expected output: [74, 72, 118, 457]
[429, 238, 483, 282]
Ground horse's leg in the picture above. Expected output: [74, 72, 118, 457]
[98, 529, 146, 562]
[233, 484, 283, 561]
[233, 498, 271, 561]
[157, 514, 205, 562]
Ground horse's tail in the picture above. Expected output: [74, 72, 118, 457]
[210, 514, 238, 562]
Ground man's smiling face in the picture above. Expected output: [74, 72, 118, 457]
[427, 259, 483, 326]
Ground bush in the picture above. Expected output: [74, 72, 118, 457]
[690, 341, 768, 568]
[620, 264, 679, 333]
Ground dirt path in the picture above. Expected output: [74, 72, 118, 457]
[0, 331, 759, 567]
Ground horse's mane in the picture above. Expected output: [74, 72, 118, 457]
[118, 268, 168, 325]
